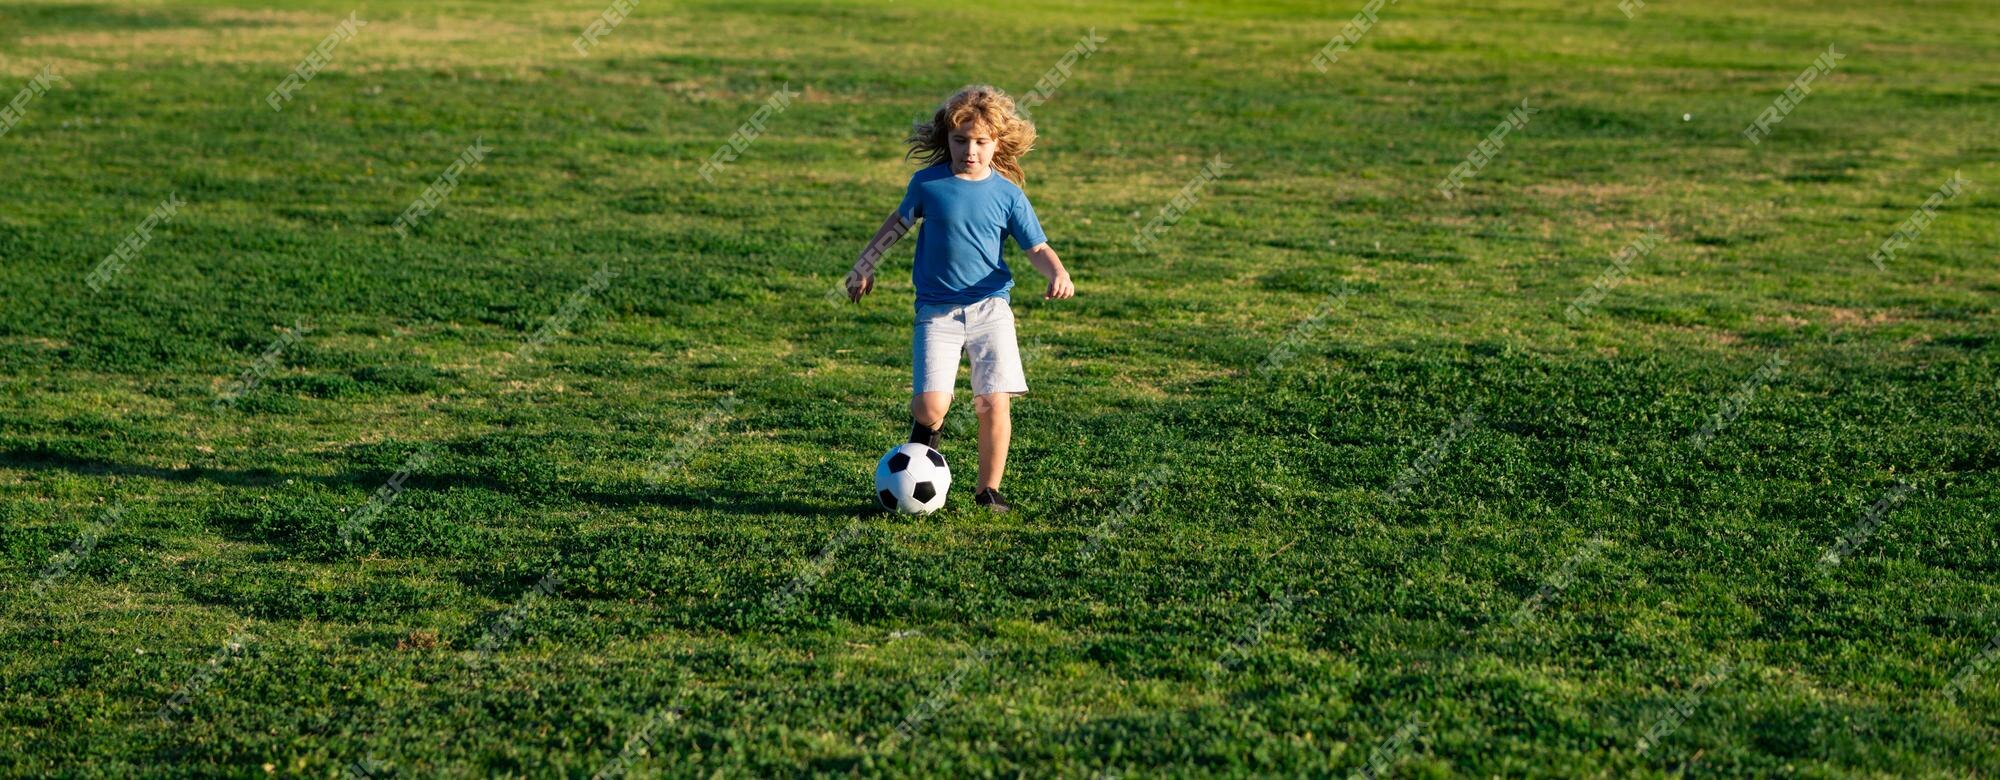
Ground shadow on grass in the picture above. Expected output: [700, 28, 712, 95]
[0, 445, 871, 521]
[0, 446, 327, 489]
[573, 481, 878, 521]
[0, 3, 261, 32]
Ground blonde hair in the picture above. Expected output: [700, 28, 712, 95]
[905, 85, 1037, 188]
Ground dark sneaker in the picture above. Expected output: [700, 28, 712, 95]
[974, 488, 1012, 513]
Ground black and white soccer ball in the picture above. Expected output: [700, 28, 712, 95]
[874, 443, 951, 514]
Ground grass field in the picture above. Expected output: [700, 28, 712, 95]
[3, 0, 1997, 776]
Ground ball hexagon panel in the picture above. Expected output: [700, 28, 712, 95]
[874, 443, 951, 514]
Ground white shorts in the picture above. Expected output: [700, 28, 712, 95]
[913, 295, 1029, 398]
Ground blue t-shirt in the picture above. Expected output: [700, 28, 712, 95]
[896, 163, 1048, 308]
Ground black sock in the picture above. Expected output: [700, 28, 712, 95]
[909, 420, 940, 448]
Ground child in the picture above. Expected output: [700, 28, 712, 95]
[845, 85, 1074, 513]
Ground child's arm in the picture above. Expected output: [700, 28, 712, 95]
[847, 210, 913, 303]
[1024, 243, 1074, 300]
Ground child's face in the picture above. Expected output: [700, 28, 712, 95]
[949, 120, 997, 177]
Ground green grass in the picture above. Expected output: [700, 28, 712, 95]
[3, 0, 1997, 776]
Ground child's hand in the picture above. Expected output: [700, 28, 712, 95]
[1044, 271, 1074, 301]
[846, 270, 875, 303]
[1025, 244, 1072, 301]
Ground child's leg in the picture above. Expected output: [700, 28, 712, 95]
[911, 391, 951, 435]
[964, 296, 1027, 493]
[973, 392, 1010, 490]
[910, 302, 964, 447]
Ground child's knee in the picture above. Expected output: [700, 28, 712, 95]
[973, 393, 1010, 415]
[911, 391, 952, 424]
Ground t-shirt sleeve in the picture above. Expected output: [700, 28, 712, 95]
[896, 176, 923, 222]
[1006, 189, 1048, 250]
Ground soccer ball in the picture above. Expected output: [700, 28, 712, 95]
[874, 443, 951, 514]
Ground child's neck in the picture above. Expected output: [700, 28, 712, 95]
[953, 166, 992, 181]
